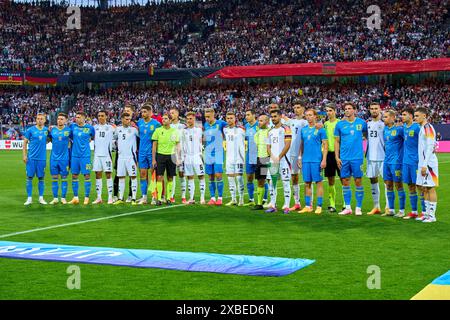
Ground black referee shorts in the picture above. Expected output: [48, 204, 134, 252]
[255, 157, 270, 180]
[324, 151, 341, 178]
[156, 153, 176, 177]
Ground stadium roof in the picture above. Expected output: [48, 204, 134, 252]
[11, 0, 197, 7]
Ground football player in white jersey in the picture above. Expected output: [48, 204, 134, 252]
[264, 103, 289, 208]
[366, 102, 388, 215]
[181, 112, 206, 204]
[268, 103, 290, 128]
[92, 110, 116, 204]
[286, 101, 308, 211]
[113, 113, 139, 205]
[224, 112, 246, 206]
[113, 104, 136, 203]
[414, 107, 439, 223]
[266, 108, 292, 214]
[170, 107, 187, 203]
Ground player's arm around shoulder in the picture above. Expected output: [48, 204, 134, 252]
[151, 129, 159, 168]
[320, 128, 328, 169]
[398, 125, 405, 139]
[282, 124, 292, 144]
[90, 124, 95, 140]
[333, 123, 342, 168]
[280, 124, 292, 158]
[362, 119, 368, 138]
[297, 130, 304, 169]
[46, 127, 52, 143]
[175, 134, 182, 166]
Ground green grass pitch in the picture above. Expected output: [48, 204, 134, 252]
[0, 150, 448, 299]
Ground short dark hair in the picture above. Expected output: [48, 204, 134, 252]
[293, 98, 307, 106]
[270, 109, 282, 116]
[325, 103, 336, 111]
[402, 107, 415, 116]
[142, 103, 153, 112]
[121, 112, 131, 119]
[124, 104, 135, 112]
[343, 101, 356, 110]
[245, 109, 256, 115]
[369, 101, 381, 107]
[415, 107, 428, 116]
[57, 112, 68, 119]
[97, 110, 107, 116]
[76, 111, 86, 117]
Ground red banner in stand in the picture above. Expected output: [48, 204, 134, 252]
[206, 58, 450, 79]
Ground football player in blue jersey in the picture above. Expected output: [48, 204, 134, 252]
[244, 109, 263, 206]
[48, 113, 71, 205]
[68, 111, 95, 205]
[334, 102, 368, 216]
[203, 108, 227, 206]
[401, 107, 422, 219]
[136, 103, 161, 204]
[382, 109, 405, 217]
[23, 113, 49, 205]
[298, 109, 328, 215]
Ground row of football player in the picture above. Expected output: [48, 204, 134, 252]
[22, 101, 439, 222]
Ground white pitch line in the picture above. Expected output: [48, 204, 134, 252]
[0, 204, 185, 239]
[0, 182, 295, 239]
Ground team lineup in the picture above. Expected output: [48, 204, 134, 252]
[22, 100, 439, 222]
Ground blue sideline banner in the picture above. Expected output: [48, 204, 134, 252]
[0, 241, 314, 277]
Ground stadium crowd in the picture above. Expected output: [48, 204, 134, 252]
[0, 0, 448, 73]
[1, 81, 449, 138]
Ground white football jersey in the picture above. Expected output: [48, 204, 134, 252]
[181, 126, 203, 162]
[268, 124, 292, 162]
[366, 119, 385, 161]
[418, 123, 438, 167]
[170, 121, 186, 131]
[115, 126, 139, 159]
[287, 118, 308, 159]
[224, 125, 246, 164]
[94, 124, 115, 157]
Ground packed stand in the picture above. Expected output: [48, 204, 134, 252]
[1, 82, 448, 140]
[0, 0, 448, 73]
